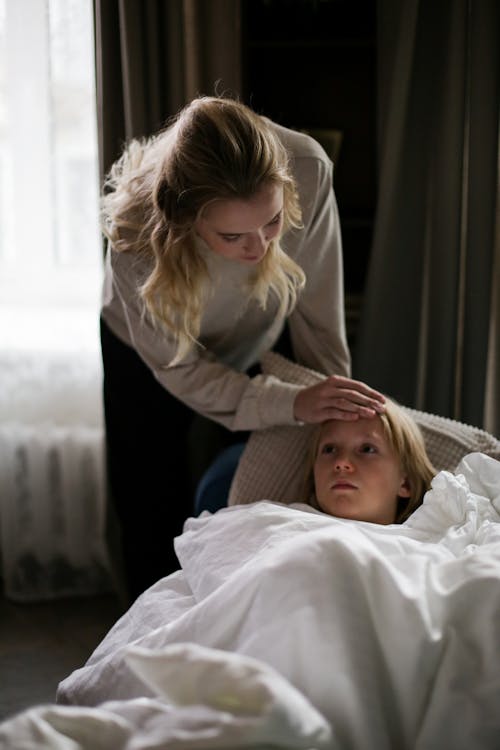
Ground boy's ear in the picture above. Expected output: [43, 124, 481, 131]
[398, 476, 411, 498]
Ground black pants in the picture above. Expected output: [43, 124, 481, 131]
[100, 319, 243, 601]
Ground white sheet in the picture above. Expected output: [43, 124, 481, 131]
[4, 452, 500, 750]
[1, 644, 330, 749]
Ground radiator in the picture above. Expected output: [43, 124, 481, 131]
[0, 347, 113, 601]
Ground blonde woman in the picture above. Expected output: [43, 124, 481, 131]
[303, 398, 436, 524]
[100, 95, 385, 599]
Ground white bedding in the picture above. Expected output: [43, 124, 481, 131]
[2, 452, 500, 750]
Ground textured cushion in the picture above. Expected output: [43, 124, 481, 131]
[228, 352, 500, 507]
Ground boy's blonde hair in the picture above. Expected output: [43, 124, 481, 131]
[101, 96, 306, 364]
[303, 398, 436, 523]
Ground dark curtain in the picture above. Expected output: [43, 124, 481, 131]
[354, 0, 499, 436]
[93, 0, 242, 183]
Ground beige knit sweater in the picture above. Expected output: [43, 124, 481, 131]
[101, 123, 350, 431]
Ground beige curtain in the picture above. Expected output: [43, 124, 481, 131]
[93, 0, 242, 181]
[355, 0, 500, 436]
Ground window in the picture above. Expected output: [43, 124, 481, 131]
[0, 0, 101, 350]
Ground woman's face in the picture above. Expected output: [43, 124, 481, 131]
[313, 417, 411, 525]
[194, 183, 284, 264]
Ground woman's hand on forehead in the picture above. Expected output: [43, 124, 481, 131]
[293, 376, 386, 424]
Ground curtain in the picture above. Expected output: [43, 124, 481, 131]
[93, 0, 242, 182]
[0, 1, 111, 601]
[354, 0, 500, 437]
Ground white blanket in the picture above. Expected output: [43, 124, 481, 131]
[3, 453, 500, 749]
[0, 644, 330, 749]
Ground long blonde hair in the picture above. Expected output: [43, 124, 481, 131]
[303, 398, 436, 523]
[102, 96, 306, 363]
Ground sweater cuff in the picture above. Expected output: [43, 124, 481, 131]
[257, 377, 303, 427]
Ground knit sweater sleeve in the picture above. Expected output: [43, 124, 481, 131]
[102, 248, 303, 432]
[285, 149, 351, 378]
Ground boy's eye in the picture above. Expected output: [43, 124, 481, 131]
[320, 443, 335, 455]
[360, 444, 377, 454]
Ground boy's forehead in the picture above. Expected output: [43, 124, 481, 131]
[319, 417, 385, 442]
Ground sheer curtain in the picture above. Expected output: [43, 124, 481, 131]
[354, 0, 499, 437]
[0, 0, 112, 600]
[0, 0, 241, 601]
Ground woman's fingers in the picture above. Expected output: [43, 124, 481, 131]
[321, 379, 385, 416]
[325, 375, 385, 409]
[293, 376, 385, 424]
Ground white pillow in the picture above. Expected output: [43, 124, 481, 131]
[228, 353, 500, 507]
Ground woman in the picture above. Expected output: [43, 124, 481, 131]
[100, 95, 384, 599]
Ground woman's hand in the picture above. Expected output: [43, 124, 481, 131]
[293, 375, 386, 424]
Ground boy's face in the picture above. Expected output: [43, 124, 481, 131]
[313, 417, 411, 525]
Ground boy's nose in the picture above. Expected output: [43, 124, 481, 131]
[334, 455, 353, 471]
